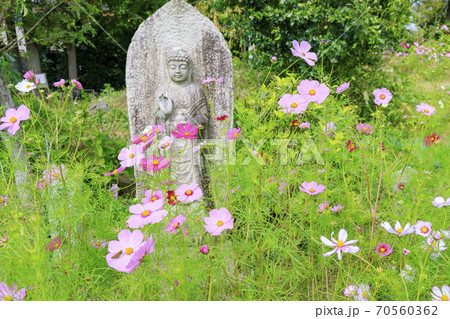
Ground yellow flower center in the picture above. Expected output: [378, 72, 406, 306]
[151, 196, 158, 202]
[309, 188, 315, 193]
[166, 143, 170, 147]
[10, 117, 17, 123]
[142, 210, 150, 217]
[362, 292, 368, 298]
[152, 160, 159, 165]
[424, 109, 429, 113]
[234, 133, 238, 137]
[363, 127, 368, 131]
[170, 196, 176, 200]
[350, 290, 355, 296]
[337, 240, 344, 247]
[309, 89, 316, 96]
[125, 248, 133, 255]
[26, 84, 31, 89]
[53, 173, 60, 178]
[155, 129, 160, 132]
[54, 243, 59, 248]
[184, 132, 190, 136]
[3, 296, 12, 301]
[301, 52, 306, 56]
[96, 242, 101, 246]
[291, 102, 298, 108]
[396, 228, 403, 234]
[185, 190, 193, 196]
[217, 220, 224, 227]
[129, 154, 135, 159]
[380, 94, 385, 99]
[421, 227, 429, 234]
[442, 294, 449, 301]
[431, 241, 437, 247]
[140, 136, 147, 141]
[173, 222, 180, 228]
[0, 198, 3, 203]
[379, 247, 386, 253]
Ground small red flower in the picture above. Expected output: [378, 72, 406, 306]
[292, 120, 299, 127]
[346, 140, 357, 152]
[398, 183, 405, 190]
[424, 132, 440, 146]
[167, 190, 179, 206]
[216, 115, 228, 121]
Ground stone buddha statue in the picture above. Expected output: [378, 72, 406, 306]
[154, 48, 208, 186]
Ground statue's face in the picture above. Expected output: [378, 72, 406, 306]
[168, 61, 190, 83]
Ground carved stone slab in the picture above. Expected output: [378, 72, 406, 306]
[126, 0, 233, 196]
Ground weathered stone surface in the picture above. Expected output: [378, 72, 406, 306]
[126, 0, 233, 196]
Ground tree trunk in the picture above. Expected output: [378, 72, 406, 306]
[26, 41, 41, 74]
[67, 43, 77, 80]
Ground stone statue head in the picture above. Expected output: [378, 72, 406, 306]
[167, 47, 192, 83]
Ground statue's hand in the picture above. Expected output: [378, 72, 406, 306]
[158, 93, 173, 120]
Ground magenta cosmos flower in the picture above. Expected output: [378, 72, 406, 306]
[127, 201, 168, 228]
[131, 132, 155, 147]
[336, 82, 350, 94]
[172, 123, 198, 140]
[165, 214, 186, 234]
[106, 229, 145, 272]
[319, 201, 329, 211]
[278, 94, 308, 114]
[175, 183, 203, 202]
[331, 205, 343, 212]
[415, 220, 432, 237]
[104, 166, 125, 176]
[373, 88, 392, 106]
[0, 105, 30, 135]
[431, 286, 450, 301]
[416, 103, 435, 116]
[403, 248, 410, 255]
[0, 283, 26, 301]
[320, 229, 359, 260]
[297, 80, 330, 105]
[43, 164, 67, 184]
[300, 181, 326, 195]
[200, 245, 209, 254]
[46, 237, 61, 252]
[125, 235, 155, 273]
[227, 127, 242, 140]
[291, 40, 318, 66]
[71, 79, 82, 90]
[140, 155, 171, 172]
[204, 207, 234, 236]
[118, 145, 145, 168]
[380, 221, 415, 236]
[374, 242, 393, 256]
[356, 123, 374, 134]
[141, 189, 165, 205]
[23, 71, 39, 84]
[54, 79, 65, 87]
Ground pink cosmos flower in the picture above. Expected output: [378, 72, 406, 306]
[300, 181, 326, 195]
[71, 79, 82, 90]
[202, 77, 224, 85]
[290, 40, 318, 66]
[0, 195, 8, 209]
[297, 80, 330, 104]
[106, 229, 144, 272]
[140, 155, 171, 172]
[23, 71, 39, 84]
[319, 201, 329, 211]
[347, 140, 357, 152]
[344, 285, 358, 298]
[200, 245, 209, 254]
[193, 142, 205, 153]
[278, 181, 287, 194]
[104, 166, 125, 176]
[380, 221, 415, 236]
[227, 128, 242, 140]
[151, 125, 164, 134]
[278, 94, 308, 114]
[127, 201, 168, 228]
[373, 88, 392, 106]
[271, 56, 277, 62]
[131, 132, 155, 147]
[426, 237, 447, 252]
[299, 122, 310, 129]
[431, 286, 450, 301]
[403, 248, 410, 255]
[125, 235, 155, 273]
[336, 82, 350, 94]
[54, 79, 65, 87]
[46, 237, 61, 252]
[415, 220, 432, 237]
[204, 207, 234, 236]
[320, 229, 359, 260]
[356, 123, 374, 134]
[158, 136, 174, 150]
[165, 214, 186, 234]
[416, 103, 435, 116]
[0, 105, 30, 135]
[142, 189, 165, 205]
[175, 183, 203, 202]
[118, 145, 145, 168]
[331, 205, 343, 212]
[374, 242, 393, 256]
[43, 164, 67, 184]
[172, 123, 198, 140]
[431, 197, 450, 208]
[0, 283, 26, 301]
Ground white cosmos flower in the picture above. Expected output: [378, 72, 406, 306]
[354, 284, 370, 301]
[426, 237, 447, 252]
[400, 264, 416, 283]
[380, 221, 415, 236]
[15, 80, 37, 93]
[158, 136, 174, 151]
[431, 285, 450, 301]
[320, 229, 359, 260]
[343, 285, 358, 298]
[431, 196, 450, 208]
